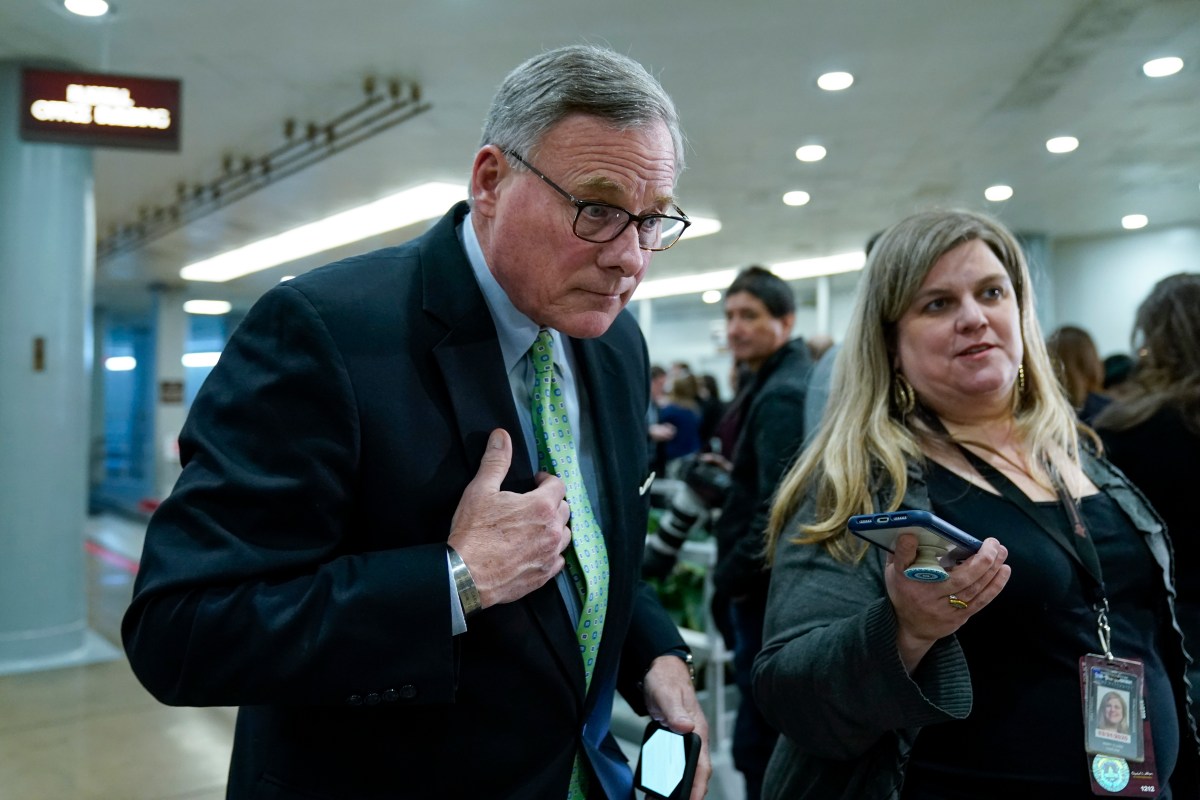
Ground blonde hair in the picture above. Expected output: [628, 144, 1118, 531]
[767, 210, 1081, 562]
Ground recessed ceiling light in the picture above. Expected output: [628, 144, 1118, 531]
[817, 72, 854, 91]
[1046, 136, 1079, 154]
[104, 356, 136, 372]
[182, 299, 232, 315]
[1121, 214, 1148, 230]
[64, 0, 110, 17]
[795, 145, 827, 162]
[783, 191, 811, 207]
[701, 290, 722, 304]
[1143, 57, 1183, 78]
[984, 185, 1014, 202]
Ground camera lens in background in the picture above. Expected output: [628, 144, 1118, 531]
[642, 485, 708, 579]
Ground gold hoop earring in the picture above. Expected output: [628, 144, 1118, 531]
[892, 373, 916, 416]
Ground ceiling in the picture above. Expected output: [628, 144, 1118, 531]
[4, 0, 1199, 316]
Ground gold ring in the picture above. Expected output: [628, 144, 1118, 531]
[947, 594, 969, 610]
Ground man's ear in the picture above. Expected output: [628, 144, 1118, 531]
[780, 312, 796, 338]
[470, 145, 508, 219]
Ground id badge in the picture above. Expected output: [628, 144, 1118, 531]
[1079, 655, 1161, 796]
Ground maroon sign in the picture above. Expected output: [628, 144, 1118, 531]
[20, 68, 181, 151]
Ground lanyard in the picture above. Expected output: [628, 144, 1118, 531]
[912, 407, 1114, 653]
[951, 444, 1114, 659]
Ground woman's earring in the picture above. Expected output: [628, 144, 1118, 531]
[892, 373, 916, 416]
[1018, 362, 1027, 395]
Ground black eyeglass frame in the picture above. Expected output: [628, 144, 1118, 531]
[504, 150, 691, 251]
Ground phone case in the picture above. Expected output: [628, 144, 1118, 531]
[848, 510, 982, 582]
[634, 722, 701, 800]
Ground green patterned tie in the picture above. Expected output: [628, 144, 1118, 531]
[529, 330, 609, 800]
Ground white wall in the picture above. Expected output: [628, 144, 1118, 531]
[1048, 225, 1200, 357]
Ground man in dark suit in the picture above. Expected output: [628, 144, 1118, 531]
[122, 44, 709, 799]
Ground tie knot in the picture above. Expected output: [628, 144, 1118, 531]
[531, 329, 555, 379]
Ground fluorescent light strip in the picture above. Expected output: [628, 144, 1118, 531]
[634, 251, 866, 300]
[680, 216, 721, 240]
[183, 299, 232, 315]
[104, 356, 137, 371]
[182, 352, 222, 368]
[181, 182, 467, 283]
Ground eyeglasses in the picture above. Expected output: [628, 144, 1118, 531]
[505, 151, 691, 251]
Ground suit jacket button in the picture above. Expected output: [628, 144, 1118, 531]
[365, 692, 381, 706]
[383, 689, 399, 703]
[400, 684, 417, 700]
[346, 695, 363, 706]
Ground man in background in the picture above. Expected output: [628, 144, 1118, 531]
[711, 265, 812, 800]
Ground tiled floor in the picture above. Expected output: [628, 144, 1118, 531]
[0, 513, 743, 800]
[0, 514, 234, 800]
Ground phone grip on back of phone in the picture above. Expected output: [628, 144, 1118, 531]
[904, 544, 950, 582]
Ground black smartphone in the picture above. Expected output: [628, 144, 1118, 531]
[634, 722, 701, 800]
[847, 509, 983, 582]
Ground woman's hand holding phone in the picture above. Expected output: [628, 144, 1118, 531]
[885, 533, 1012, 674]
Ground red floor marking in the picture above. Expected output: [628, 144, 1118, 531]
[85, 540, 140, 575]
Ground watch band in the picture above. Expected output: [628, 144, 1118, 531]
[672, 649, 696, 684]
[447, 546, 482, 619]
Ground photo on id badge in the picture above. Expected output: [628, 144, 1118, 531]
[1085, 666, 1142, 761]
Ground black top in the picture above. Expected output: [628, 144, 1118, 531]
[902, 462, 1179, 799]
[1100, 406, 1200, 612]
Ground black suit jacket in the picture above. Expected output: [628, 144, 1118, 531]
[122, 202, 684, 799]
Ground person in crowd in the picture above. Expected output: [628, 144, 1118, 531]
[659, 372, 703, 475]
[696, 372, 726, 452]
[710, 265, 812, 800]
[1098, 691, 1131, 735]
[122, 44, 709, 800]
[1046, 324, 1111, 425]
[669, 360, 693, 384]
[1095, 272, 1200, 708]
[1103, 352, 1137, 400]
[647, 363, 676, 476]
[804, 232, 881, 443]
[753, 209, 1199, 799]
[803, 342, 839, 444]
[807, 334, 834, 363]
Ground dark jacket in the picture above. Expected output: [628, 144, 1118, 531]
[121, 203, 683, 799]
[712, 338, 812, 599]
[753, 451, 1200, 800]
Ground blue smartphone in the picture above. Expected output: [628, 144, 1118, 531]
[847, 509, 983, 582]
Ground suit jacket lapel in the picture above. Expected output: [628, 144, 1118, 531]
[422, 204, 585, 698]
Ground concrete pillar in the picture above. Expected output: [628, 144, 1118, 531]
[0, 62, 93, 670]
[150, 287, 187, 499]
[815, 275, 831, 336]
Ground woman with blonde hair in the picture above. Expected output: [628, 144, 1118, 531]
[752, 210, 1198, 799]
